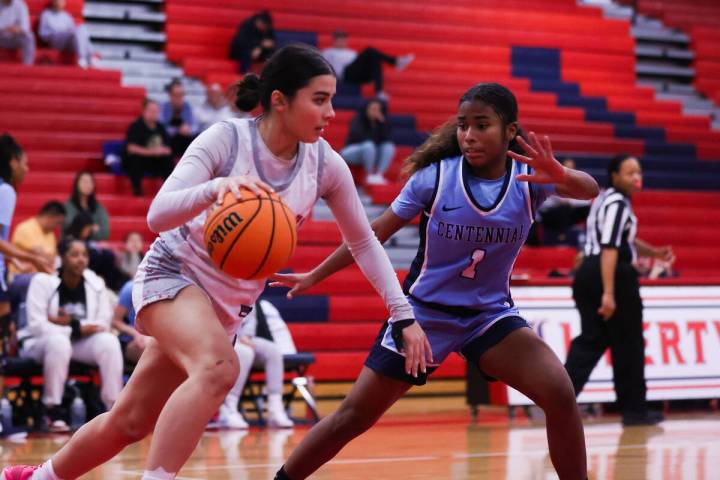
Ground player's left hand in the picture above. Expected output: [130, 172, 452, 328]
[510, 132, 567, 185]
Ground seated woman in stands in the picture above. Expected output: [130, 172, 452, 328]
[63, 171, 111, 242]
[341, 99, 396, 186]
[215, 298, 295, 430]
[39, 0, 97, 68]
[17, 237, 123, 432]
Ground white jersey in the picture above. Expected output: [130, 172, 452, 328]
[134, 118, 413, 334]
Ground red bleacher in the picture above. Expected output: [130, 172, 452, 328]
[625, 0, 720, 105]
[4, 0, 719, 384]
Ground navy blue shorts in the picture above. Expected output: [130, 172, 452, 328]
[364, 298, 530, 386]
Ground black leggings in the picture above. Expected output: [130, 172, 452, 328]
[564, 256, 648, 415]
[343, 47, 397, 92]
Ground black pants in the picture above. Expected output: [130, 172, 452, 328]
[343, 47, 396, 92]
[540, 204, 590, 232]
[122, 154, 173, 196]
[169, 133, 193, 158]
[565, 256, 648, 415]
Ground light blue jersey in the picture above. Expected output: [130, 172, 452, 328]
[0, 178, 17, 289]
[392, 157, 554, 314]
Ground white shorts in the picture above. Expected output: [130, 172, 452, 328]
[132, 237, 252, 337]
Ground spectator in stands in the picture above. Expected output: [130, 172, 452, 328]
[0, 0, 35, 65]
[63, 171, 110, 241]
[38, 0, 96, 68]
[322, 30, 414, 100]
[565, 154, 674, 426]
[196, 83, 235, 132]
[17, 237, 124, 432]
[341, 98, 395, 185]
[122, 99, 174, 197]
[64, 212, 123, 291]
[161, 79, 197, 158]
[229, 10, 276, 74]
[9, 200, 65, 277]
[118, 231, 144, 280]
[218, 298, 294, 429]
[535, 158, 591, 245]
[111, 279, 147, 365]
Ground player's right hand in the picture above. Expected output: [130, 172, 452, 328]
[269, 271, 318, 299]
[215, 175, 274, 204]
[401, 322, 433, 378]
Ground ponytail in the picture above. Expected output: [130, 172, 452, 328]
[401, 118, 460, 178]
[234, 73, 262, 112]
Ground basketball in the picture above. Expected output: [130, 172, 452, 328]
[203, 188, 297, 280]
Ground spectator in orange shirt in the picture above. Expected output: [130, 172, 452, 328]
[9, 201, 65, 276]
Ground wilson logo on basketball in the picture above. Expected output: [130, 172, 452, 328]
[203, 188, 297, 280]
[206, 212, 243, 256]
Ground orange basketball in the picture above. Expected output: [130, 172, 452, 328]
[203, 188, 297, 280]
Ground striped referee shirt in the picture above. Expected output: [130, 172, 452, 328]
[583, 187, 637, 264]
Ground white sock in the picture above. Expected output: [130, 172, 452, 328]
[142, 467, 176, 480]
[31, 460, 60, 480]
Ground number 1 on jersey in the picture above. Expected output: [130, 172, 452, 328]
[461, 249, 486, 280]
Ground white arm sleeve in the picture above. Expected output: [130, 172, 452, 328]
[146, 122, 235, 233]
[321, 149, 414, 322]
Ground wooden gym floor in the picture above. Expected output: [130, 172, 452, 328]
[1, 400, 718, 479]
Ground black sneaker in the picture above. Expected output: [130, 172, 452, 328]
[622, 410, 664, 426]
[45, 406, 70, 433]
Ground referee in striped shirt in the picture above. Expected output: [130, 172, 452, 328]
[565, 154, 674, 426]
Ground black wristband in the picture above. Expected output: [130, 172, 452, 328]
[390, 319, 415, 351]
[70, 319, 82, 340]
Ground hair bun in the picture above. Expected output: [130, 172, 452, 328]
[234, 73, 262, 112]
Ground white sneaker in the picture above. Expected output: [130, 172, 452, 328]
[267, 407, 294, 428]
[366, 173, 387, 185]
[218, 404, 249, 430]
[266, 395, 293, 429]
[48, 419, 70, 433]
[396, 53, 415, 71]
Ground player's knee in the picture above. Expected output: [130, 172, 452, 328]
[105, 410, 152, 444]
[537, 374, 577, 414]
[193, 354, 240, 398]
[332, 404, 377, 438]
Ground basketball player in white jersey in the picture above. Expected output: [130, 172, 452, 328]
[2, 44, 431, 480]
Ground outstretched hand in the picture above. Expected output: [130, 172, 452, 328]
[269, 271, 318, 299]
[509, 132, 567, 185]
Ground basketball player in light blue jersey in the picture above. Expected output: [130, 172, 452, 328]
[273, 83, 599, 480]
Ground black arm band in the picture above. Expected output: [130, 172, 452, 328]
[70, 319, 82, 340]
[390, 319, 415, 351]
